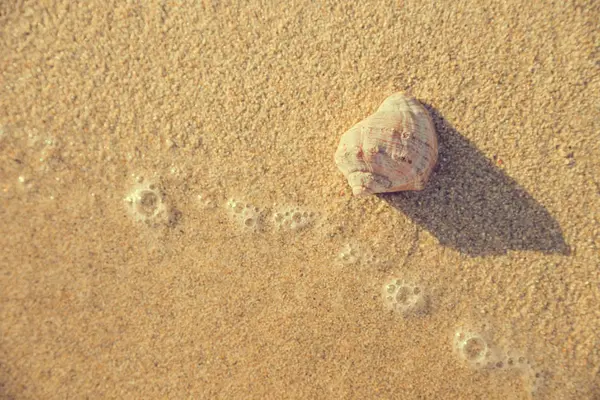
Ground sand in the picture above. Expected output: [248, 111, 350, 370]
[1, 0, 599, 399]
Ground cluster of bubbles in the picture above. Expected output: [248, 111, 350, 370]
[122, 178, 549, 398]
[124, 180, 320, 235]
[226, 199, 264, 231]
[337, 243, 361, 265]
[124, 179, 168, 224]
[224, 199, 319, 233]
[382, 278, 428, 316]
[378, 272, 547, 397]
[337, 242, 387, 268]
[452, 327, 547, 396]
[272, 207, 317, 231]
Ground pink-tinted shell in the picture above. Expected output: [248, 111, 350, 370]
[334, 93, 438, 196]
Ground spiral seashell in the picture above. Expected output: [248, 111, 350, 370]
[334, 93, 438, 197]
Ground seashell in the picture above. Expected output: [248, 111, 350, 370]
[334, 93, 438, 197]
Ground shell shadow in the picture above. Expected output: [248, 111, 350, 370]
[378, 104, 570, 257]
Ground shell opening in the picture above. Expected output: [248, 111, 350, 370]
[348, 171, 391, 196]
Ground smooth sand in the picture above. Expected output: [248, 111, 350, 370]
[1, 1, 599, 399]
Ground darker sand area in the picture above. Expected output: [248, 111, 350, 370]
[1, 1, 599, 399]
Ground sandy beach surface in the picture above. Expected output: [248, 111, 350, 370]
[1, 1, 599, 399]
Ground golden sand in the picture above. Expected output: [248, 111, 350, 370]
[1, 1, 599, 399]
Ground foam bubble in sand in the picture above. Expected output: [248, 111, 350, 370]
[502, 350, 548, 398]
[382, 278, 429, 316]
[124, 179, 168, 224]
[226, 199, 264, 232]
[337, 242, 361, 265]
[337, 242, 389, 268]
[272, 206, 318, 231]
[452, 328, 549, 397]
[453, 329, 498, 368]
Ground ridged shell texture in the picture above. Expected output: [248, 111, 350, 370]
[335, 93, 438, 196]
